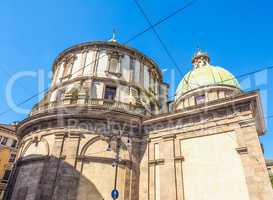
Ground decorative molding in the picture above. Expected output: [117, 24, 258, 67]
[174, 156, 184, 161]
[144, 102, 256, 135]
[162, 134, 176, 141]
[18, 112, 142, 138]
[239, 119, 256, 128]
[236, 147, 248, 154]
[149, 158, 164, 165]
[77, 155, 132, 167]
[80, 136, 101, 156]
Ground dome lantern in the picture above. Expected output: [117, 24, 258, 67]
[192, 49, 210, 69]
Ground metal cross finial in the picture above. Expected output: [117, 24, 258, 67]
[109, 29, 117, 42]
[196, 45, 203, 55]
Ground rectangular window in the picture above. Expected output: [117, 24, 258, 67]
[104, 86, 116, 101]
[1, 137, 8, 145]
[195, 95, 206, 105]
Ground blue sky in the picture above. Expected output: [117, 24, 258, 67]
[0, 0, 273, 157]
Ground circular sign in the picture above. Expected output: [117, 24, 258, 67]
[111, 189, 119, 199]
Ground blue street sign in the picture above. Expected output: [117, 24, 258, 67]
[111, 189, 119, 199]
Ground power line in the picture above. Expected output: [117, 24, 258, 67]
[0, 87, 49, 116]
[0, 1, 199, 117]
[126, 0, 199, 44]
[70, 0, 199, 80]
[133, 0, 182, 75]
[132, 0, 198, 91]
[0, 66, 29, 91]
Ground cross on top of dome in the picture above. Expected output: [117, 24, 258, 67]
[192, 48, 210, 69]
[109, 29, 117, 43]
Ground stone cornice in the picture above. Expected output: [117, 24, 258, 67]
[144, 91, 261, 127]
[0, 125, 16, 136]
[17, 109, 143, 138]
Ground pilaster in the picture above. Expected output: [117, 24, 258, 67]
[235, 121, 273, 199]
[160, 135, 177, 200]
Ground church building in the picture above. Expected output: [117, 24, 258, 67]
[5, 39, 273, 200]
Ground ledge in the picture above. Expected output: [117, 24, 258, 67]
[105, 71, 122, 78]
[77, 155, 132, 166]
[149, 159, 164, 165]
[174, 156, 184, 161]
[18, 155, 50, 165]
[236, 147, 248, 154]
[162, 134, 176, 141]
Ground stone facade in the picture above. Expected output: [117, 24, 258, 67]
[0, 124, 18, 200]
[5, 42, 273, 200]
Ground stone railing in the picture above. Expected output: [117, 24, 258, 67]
[29, 98, 147, 116]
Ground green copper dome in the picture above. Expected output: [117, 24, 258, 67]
[175, 51, 240, 101]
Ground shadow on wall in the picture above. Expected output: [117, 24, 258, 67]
[6, 155, 105, 200]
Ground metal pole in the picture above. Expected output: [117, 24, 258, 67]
[113, 137, 121, 199]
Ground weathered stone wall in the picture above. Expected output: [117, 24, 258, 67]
[141, 95, 273, 200]
[9, 91, 272, 200]
[10, 122, 139, 200]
